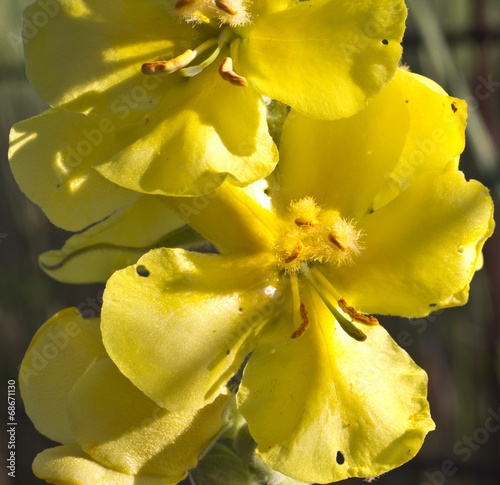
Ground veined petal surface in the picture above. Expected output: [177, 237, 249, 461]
[19, 308, 103, 444]
[68, 356, 231, 478]
[96, 62, 278, 196]
[238, 0, 407, 120]
[276, 75, 409, 220]
[238, 290, 434, 483]
[101, 249, 281, 411]
[328, 162, 495, 317]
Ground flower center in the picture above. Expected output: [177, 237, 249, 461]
[141, 1, 249, 86]
[275, 197, 363, 274]
[276, 198, 377, 342]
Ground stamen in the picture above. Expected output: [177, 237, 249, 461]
[142, 37, 218, 75]
[338, 299, 379, 325]
[284, 242, 303, 264]
[219, 56, 248, 87]
[142, 50, 195, 74]
[215, 0, 238, 15]
[328, 232, 347, 251]
[300, 265, 366, 342]
[291, 303, 310, 339]
[295, 217, 319, 227]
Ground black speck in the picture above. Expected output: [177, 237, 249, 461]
[451, 102, 458, 113]
[264, 188, 270, 195]
[239, 307, 243, 312]
[136, 265, 150, 277]
[226, 349, 230, 356]
[336, 451, 345, 465]
[405, 99, 409, 104]
[429, 303, 437, 308]
[56, 184, 61, 188]
[382, 39, 389, 45]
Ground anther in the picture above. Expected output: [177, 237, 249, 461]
[295, 217, 319, 227]
[328, 232, 347, 251]
[284, 242, 303, 264]
[175, 0, 198, 9]
[215, 0, 238, 15]
[142, 50, 195, 74]
[219, 57, 248, 87]
[291, 303, 310, 339]
[338, 299, 379, 325]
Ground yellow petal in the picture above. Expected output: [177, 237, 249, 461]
[329, 161, 495, 317]
[373, 69, 468, 210]
[19, 308, 103, 444]
[24, 0, 195, 114]
[238, 289, 434, 483]
[101, 249, 280, 411]
[237, 0, 406, 120]
[33, 445, 181, 485]
[277, 76, 410, 219]
[39, 196, 198, 284]
[67, 355, 231, 477]
[96, 61, 278, 197]
[8, 109, 140, 231]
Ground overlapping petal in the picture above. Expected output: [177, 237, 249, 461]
[68, 355, 230, 478]
[8, 109, 140, 231]
[33, 445, 180, 485]
[327, 161, 495, 317]
[22, 308, 233, 484]
[39, 196, 200, 283]
[24, 0, 196, 114]
[96, 61, 278, 196]
[237, 0, 407, 120]
[238, 290, 434, 483]
[19, 308, 104, 444]
[101, 248, 282, 411]
[277, 68, 468, 220]
[276, 73, 410, 219]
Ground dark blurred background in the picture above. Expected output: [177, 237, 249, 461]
[1, 1, 499, 484]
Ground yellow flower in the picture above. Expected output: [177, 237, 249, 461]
[20, 308, 232, 485]
[100, 70, 494, 482]
[19, 0, 407, 197]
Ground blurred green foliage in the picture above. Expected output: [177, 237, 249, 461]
[1, 1, 499, 484]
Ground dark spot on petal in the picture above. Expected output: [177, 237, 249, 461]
[226, 349, 230, 355]
[429, 303, 437, 308]
[264, 188, 270, 195]
[405, 99, 409, 103]
[56, 184, 61, 188]
[336, 451, 345, 465]
[239, 308, 243, 312]
[451, 102, 458, 113]
[382, 39, 389, 45]
[136, 265, 150, 277]
[145, 118, 150, 124]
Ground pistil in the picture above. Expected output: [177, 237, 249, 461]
[300, 264, 367, 342]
